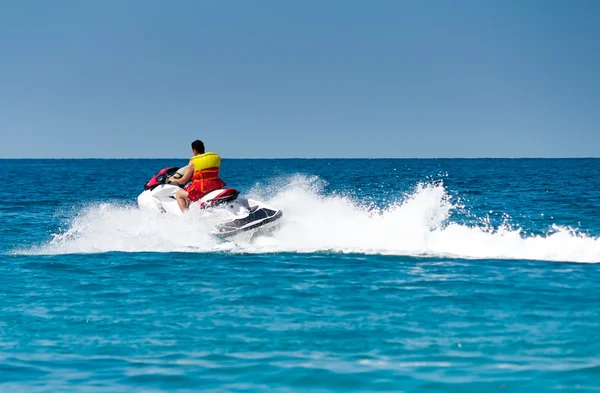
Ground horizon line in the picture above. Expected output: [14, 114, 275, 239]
[1, 156, 599, 160]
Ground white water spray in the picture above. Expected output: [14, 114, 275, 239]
[20, 176, 600, 263]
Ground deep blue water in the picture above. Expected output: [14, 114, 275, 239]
[1, 158, 600, 392]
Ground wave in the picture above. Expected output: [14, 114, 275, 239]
[17, 176, 600, 263]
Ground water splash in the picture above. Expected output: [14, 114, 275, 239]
[18, 176, 600, 263]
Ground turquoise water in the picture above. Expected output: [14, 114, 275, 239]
[2, 159, 600, 392]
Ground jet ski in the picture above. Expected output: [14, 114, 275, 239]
[137, 166, 283, 239]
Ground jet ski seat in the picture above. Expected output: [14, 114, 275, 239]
[199, 188, 240, 208]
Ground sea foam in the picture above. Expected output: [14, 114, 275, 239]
[21, 176, 600, 263]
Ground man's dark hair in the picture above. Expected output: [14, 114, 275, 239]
[191, 140, 205, 154]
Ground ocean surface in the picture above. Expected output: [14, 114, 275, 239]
[1, 158, 600, 392]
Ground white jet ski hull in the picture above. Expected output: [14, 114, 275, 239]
[137, 167, 283, 239]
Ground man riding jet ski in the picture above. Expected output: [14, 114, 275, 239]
[166, 140, 226, 212]
[136, 140, 282, 239]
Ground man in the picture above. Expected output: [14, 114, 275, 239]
[168, 140, 226, 212]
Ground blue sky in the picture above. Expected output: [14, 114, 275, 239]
[1, 0, 599, 158]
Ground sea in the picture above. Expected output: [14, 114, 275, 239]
[1, 158, 600, 392]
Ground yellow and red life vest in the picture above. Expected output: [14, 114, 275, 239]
[186, 152, 226, 199]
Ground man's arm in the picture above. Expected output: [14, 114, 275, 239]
[169, 162, 193, 184]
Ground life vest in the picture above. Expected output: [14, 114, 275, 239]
[186, 152, 226, 197]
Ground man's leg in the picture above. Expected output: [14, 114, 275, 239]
[175, 189, 189, 211]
